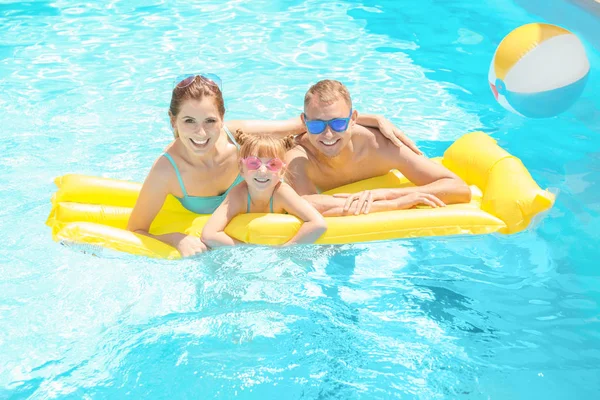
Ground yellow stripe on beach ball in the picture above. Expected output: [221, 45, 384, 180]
[493, 23, 571, 80]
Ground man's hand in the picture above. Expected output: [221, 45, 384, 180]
[332, 190, 446, 215]
[332, 189, 394, 215]
[376, 116, 423, 155]
[333, 191, 374, 215]
[393, 192, 446, 209]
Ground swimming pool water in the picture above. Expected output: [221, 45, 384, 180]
[1, 0, 599, 398]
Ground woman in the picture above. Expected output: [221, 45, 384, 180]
[127, 74, 419, 257]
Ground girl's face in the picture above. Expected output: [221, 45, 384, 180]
[241, 156, 285, 192]
[170, 97, 223, 155]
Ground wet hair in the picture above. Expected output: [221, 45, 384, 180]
[169, 75, 225, 138]
[304, 79, 352, 109]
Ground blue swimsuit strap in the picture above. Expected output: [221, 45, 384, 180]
[247, 191, 274, 213]
[164, 127, 238, 200]
[224, 125, 240, 149]
[162, 153, 188, 197]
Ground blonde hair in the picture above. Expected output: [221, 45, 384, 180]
[235, 129, 295, 159]
[304, 79, 352, 109]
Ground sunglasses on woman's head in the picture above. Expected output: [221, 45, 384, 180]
[303, 109, 353, 135]
[173, 73, 222, 91]
[242, 156, 285, 172]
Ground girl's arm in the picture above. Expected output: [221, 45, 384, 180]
[201, 185, 246, 248]
[276, 183, 327, 245]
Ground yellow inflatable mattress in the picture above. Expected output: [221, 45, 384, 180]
[46, 131, 555, 259]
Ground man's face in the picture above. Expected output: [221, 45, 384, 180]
[302, 98, 356, 158]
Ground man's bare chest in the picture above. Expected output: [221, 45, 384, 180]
[307, 159, 394, 192]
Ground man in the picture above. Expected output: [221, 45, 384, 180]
[286, 79, 472, 217]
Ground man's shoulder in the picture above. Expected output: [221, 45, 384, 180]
[351, 125, 394, 158]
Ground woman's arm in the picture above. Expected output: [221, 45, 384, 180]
[201, 185, 246, 248]
[127, 157, 207, 257]
[277, 183, 327, 245]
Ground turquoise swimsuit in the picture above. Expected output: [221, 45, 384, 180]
[163, 126, 244, 214]
[247, 191, 274, 213]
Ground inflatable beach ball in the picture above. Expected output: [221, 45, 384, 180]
[489, 23, 589, 118]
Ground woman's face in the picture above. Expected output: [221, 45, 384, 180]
[171, 96, 223, 155]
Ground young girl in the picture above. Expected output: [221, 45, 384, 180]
[201, 131, 327, 247]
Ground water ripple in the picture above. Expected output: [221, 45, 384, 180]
[1, 0, 600, 398]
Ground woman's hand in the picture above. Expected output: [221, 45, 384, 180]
[174, 235, 208, 257]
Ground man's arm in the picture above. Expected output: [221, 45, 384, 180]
[285, 145, 453, 216]
[331, 128, 471, 214]
[285, 146, 419, 216]
[226, 117, 305, 137]
[374, 135, 472, 204]
[285, 147, 357, 216]
[226, 113, 422, 153]
[356, 113, 422, 155]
